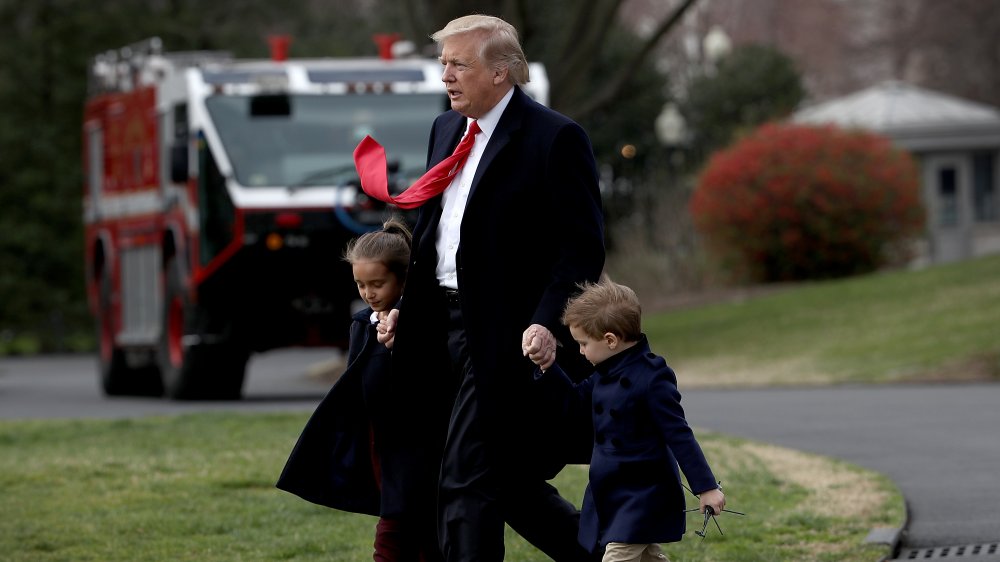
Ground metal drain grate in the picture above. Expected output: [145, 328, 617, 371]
[896, 543, 1000, 560]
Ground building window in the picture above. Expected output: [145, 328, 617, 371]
[973, 152, 996, 222]
[938, 167, 958, 227]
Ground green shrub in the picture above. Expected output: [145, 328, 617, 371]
[680, 44, 806, 167]
[689, 123, 924, 281]
[0, 332, 42, 355]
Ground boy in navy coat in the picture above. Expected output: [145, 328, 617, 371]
[524, 278, 726, 561]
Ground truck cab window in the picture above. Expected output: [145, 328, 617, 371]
[205, 93, 441, 188]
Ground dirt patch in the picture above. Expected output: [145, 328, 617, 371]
[641, 283, 799, 314]
[675, 356, 836, 389]
[742, 442, 887, 519]
[903, 352, 1000, 384]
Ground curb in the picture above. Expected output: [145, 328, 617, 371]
[871, 498, 911, 561]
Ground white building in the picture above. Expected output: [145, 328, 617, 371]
[794, 81, 1000, 265]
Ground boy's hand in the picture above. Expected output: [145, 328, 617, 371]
[377, 309, 398, 349]
[522, 324, 556, 370]
[699, 487, 726, 516]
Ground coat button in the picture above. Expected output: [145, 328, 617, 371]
[594, 403, 604, 414]
[620, 377, 632, 388]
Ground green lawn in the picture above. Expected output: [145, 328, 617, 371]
[11, 255, 993, 560]
[645, 254, 1000, 386]
[0, 412, 902, 562]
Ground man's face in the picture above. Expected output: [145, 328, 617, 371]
[439, 31, 505, 118]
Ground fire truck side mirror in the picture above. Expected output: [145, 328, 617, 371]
[170, 143, 188, 183]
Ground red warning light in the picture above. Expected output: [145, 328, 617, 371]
[274, 212, 303, 229]
[268, 35, 291, 62]
[372, 33, 401, 60]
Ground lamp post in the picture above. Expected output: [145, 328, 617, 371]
[703, 25, 732, 67]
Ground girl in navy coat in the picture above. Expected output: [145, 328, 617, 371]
[277, 217, 445, 562]
[525, 279, 726, 561]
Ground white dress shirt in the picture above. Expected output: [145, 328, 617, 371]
[435, 87, 515, 289]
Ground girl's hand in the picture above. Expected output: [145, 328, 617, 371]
[377, 309, 398, 349]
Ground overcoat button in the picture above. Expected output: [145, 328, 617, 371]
[594, 403, 604, 414]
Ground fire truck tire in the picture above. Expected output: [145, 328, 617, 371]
[161, 342, 248, 400]
[97, 272, 163, 396]
[158, 260, 248, 400]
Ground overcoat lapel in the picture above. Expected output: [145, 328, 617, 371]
[415, 116, 465, 253]
[468, 87, 526, 203]
[418, 86, 528, 242]
[433, 118, 466, 165]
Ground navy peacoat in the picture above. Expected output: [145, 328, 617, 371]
[534, 337, 719, 552]
[275, 306, 446, 518]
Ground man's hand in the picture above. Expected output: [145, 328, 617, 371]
[521, 323, 557, 371]
[377, 308, 398, 349]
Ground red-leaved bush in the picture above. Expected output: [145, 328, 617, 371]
[690, 123, 924, 281]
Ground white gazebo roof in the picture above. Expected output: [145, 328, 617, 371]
[792, 81, 1000, 151]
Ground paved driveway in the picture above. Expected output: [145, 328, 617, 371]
[681, 383, 1000, 557]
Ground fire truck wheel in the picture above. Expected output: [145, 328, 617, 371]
[162, 343, 248, 400]
[97, 271, 163, 396]
[158, 260, 248, 400]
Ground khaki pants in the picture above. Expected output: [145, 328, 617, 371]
[602, 542, 669, 562]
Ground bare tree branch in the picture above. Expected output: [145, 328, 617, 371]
[569, 0, 699, 118]
[500, 0, 527, 37]
[550, 0, 624, 110]
[400, 0, 432, 46]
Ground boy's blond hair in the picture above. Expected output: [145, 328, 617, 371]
[561, 278, 642, 342]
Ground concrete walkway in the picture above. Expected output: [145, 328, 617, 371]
[681, 383, 1000, 558]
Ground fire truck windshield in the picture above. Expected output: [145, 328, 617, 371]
[205, 93, 444, 188]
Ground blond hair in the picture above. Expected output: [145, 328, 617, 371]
[343, 216, 412, 284]
[562, 278, 642, 342]
[431, 14, 530, 85]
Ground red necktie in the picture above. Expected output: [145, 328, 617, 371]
[353, 120, 481, 210]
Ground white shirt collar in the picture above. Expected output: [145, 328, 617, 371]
[468, 86, 514, 140]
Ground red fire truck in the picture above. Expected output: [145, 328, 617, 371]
[82, 36, 550, 399]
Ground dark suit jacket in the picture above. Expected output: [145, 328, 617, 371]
[392, 86, 605, 477]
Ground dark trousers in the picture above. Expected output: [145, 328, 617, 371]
[438, 294, 600, 562]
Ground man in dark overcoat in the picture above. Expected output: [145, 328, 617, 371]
[377, 14, 606, 562]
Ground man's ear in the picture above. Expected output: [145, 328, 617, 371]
[604, 332, 619, 350]
[493, 65, 509, 85]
